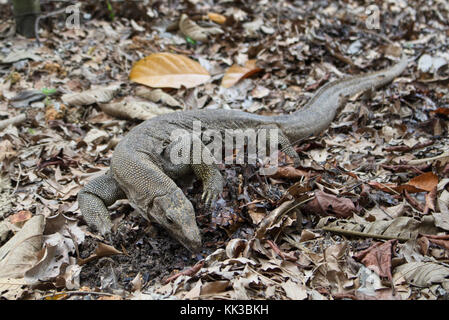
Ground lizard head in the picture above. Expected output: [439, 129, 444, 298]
[151, 189, 202, 253]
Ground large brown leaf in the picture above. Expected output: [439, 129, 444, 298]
[129, 52, 210, 89]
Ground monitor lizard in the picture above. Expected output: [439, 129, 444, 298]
[78, 54, 408, 252]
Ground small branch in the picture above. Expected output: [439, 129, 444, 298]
[0, 114, 27, 131]
[322, 226, 411, 242]
[266, 239, 297, 261]
[408, 151, 449, 165]
[40, 290, 117, 300]
[163, 260, 204, 284]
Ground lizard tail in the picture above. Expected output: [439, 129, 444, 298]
[303, 54, 409, 110]
[281, 54, 409, 139]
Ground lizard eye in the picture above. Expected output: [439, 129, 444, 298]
[167, 217, 174, 224]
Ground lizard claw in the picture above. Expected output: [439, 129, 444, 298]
[201, 187, 221, 208]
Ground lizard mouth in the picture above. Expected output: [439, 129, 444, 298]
[168, 227, 202, 253]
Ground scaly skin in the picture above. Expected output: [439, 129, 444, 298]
[78, 55, 408, 252]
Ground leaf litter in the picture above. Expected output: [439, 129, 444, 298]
[0, 0, 449, 300]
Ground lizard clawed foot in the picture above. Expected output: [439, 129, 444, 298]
[201, 188, 220, 208]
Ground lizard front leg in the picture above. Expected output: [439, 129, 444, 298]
[165, 134, 224, 208]
[78, 171, 126, 235]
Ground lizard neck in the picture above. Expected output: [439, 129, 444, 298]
[276, 55, 408, 142]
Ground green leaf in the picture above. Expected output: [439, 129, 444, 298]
[106, 0, 115, 20]
[186, 36, 196, 45]
[41, 88, 56, 96]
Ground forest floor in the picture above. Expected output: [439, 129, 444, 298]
[0, 0, 449, 300]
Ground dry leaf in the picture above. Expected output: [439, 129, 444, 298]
[354, 240, 395, 280]
[179, 14, 223, 42]
[271, 166, 310, 180]
[207, 12, 226, 24]
[184, 279, 202, 299]
[394, 262, 449, 287]
[77, 242, 122, 266]
[225, 239, 247, 259]
[320, 215, 439, 240]
[135, 87, 183, 108]
[408, 172, 439, 192]
[9, 210, 32, 226]
[0, 278, 28, 300]
[302, 190, 355, 218]
[0, 215, 45, 279]
[61, 85, 119, 106]
[221, 60, 263, 88]
[281, 279, 307, 300]
[0, 140, 16, 162]
[200, 280, 229, 296]
[129, 52, 210, 89]
[100, 97, 175, 120]
[179, 14, 208, 41]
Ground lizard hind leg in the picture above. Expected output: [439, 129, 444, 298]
[78, 171, 126, 236]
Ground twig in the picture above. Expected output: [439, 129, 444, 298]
[266, 239, 296, 261]
[403, 189, 425, 212]
[407, 151, 449, 165]
[322, 226, 411, 242]
[163, 260, 204, 284]
[0, 114, 26, 131]
[40, 290, 117, 300]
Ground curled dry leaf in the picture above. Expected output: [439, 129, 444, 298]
[179, 14, 207, 42]
[255, 200, 296, 239]
[77, 242, 122, 266]
[225, 238, 247, 259]
[62, 85, 120, 106]
[100, 97, 175, 120]
[135, 87, 183, 108]
[221, 59, 263, 88]
[179, 14, 223, 42]
[130, 272, 143, 292]
[129, 52, 211, 89]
